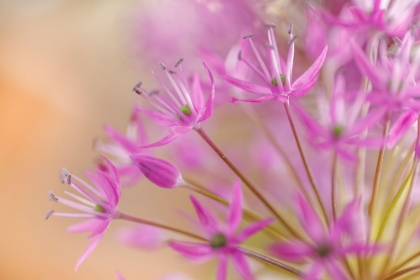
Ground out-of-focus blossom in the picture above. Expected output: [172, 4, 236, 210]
[116, 225, 162, 250]
[294, 76, 385, 161]
[169, 181, 272, 280]
[46, 158, 121, 271]
[133, 60, 215, 147]
[225, 24, 327, 103]
[95, 104, 148, 187]
[270, 195, 380, 279]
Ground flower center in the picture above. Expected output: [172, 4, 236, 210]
[316, 243, 332, 258]
[210, 232, 227, 249]
[332, 124, 345, 138]
[180, 104, 192, 116]
[94, 204, 104, 212]
[271, 74, 286, 87]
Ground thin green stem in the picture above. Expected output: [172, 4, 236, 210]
[283, 101, 329, 225]
[240, 247, 303, 277]
[331, 151, 338, 221]
[384, 264, 420, 280]
[368, 113, 391, 218]
[195, 127, 302, 239]
[117, 212, 206, 241]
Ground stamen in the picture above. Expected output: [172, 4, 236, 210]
[265, 23, 276, 29]
[133, 82, 142, 95]
[288, 23, 293, 34]
[243, 34, 253, 39]
[393, 36, 402, 47]
[49, 190, 58, 202]
[266, 44, 274, 50]
[158, 62, 167, 70]
[60, 168, 71, 185]
[45, 210, 54, 220]
[168, 70, 177, 74]
[175, 58, 184, 68]
[237, 50, 242, 61]
[289, 36, 298, 45]
[149, 90, 160, 96]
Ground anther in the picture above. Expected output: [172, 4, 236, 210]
[266, 44, 274, 50]
[168, 70, 177, 74]
[132, 82, 142, 95]
[158, 62, 167, 70]
[48, 190, 58, 202]
[288, 23, 293, 34]
[243, 34, 253, 39]
[60, 168, 71, 185]
[175, 58, 184, 68]
[149, 90, 159, 96]
[45, 210, 54, 220]
[265, 23, 276, 29]
[237, 50, 242, 61]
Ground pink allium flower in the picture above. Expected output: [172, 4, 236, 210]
[133, 60, 215, 147]
[224, 24, 328, 103]
[46, 157, 121, 271]
[317, 0, 419, 37]
[130, 155, 184, 188]
[94, 105, 148, 187]
[169, 181, 273, 280]
[116, 225, 162, 250]
[293, 75, 386, 161]
[270, 195, 379, 279]
[352, 32, 420, 111]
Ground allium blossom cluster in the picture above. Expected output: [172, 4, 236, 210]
[46, 0, 420, 279]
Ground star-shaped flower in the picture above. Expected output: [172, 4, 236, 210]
[169, 181, 273, 280]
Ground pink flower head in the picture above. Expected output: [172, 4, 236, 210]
[133, 59, 215, 148]
[294, 75, 386, 161]
[169, 181, 273, 280]
[46, 157, 121, 271]
[94, 104, 148, 187]
[270, 195, 380, 279]
[352, 32, 420, 111]
[130, 155, 184, 188]
[224, 24, 328, 103]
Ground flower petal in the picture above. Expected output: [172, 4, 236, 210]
[269, 241, 313, 263]
[199, 63, 215, 122]
[75, 232, 105, 271]
[136, 107, 179, 127]
[217, 254, 228, 280]
[190, 196, 219, 234]
[351, 41, 383, 87]
[227, 180, 243, 235]
[67, 219, 103, 233]
[232, 250, 254, 280]
[296, 194, 325, 243]
[224, 75, 273, 95]
[169, 241, 213, 261]
[191, 72, 205, 113]
[236, 218, 273, 243]
[141, 127, 190, 149]
[292, 46, 328, 91]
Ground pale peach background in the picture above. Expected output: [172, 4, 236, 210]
[0, 1, 212, 279]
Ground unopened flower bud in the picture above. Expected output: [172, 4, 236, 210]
[131, 155, 183, 188]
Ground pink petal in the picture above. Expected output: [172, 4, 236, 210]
[67, 219, 103, 233]
[232, 250, 254, 280]
[236, 218, 273, 243]
[75, 232, 105, 271]
[269, 241, 313, 263]
[103, 125, 138, 153]
[217, 254, 228, 280]
[325, 261, 347, 280]
[87, 219, 111, 239]
[141, 127, 190, 148]
[303, 261, 323, 280]
[388, 110, 418, 147]
[224, 75, 273, 95]
[190, 196, 219, 234]
[231, 95, 273, 103]
[296, 194, 325, 243]
[131, 155, 182, 189]
[136, 107, 179, 127]
[169, 241, 213, 261]
[199, 63, 215, 122]
[292, 46, 328, 90]
[350, 41, 383, 87]
[227, 180, 243, 235]
[191, 73, 205, 113]
[347, 108, 386, 136]
[99, 156, 120, 186]
[116, 225, 162, 250]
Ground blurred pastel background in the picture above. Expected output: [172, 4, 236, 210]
[0, 1, 215, 279]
